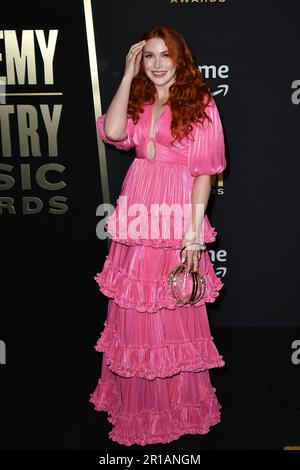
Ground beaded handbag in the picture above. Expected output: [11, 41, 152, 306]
[167, 244, 206, 305]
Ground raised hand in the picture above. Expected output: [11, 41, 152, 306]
[123, 40, 146, 80]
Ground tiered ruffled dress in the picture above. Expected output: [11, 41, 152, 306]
[89, 96, 227, 446]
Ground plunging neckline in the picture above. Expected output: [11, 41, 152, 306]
[149, 101, 168, 138]
[145, 101, 168, 161]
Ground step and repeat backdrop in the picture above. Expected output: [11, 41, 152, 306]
[0, 0, 300, 450]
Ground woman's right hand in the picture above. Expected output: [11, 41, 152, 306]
[123, 40, 146, 81]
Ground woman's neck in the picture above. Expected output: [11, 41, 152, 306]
[155, 92, 169, 104]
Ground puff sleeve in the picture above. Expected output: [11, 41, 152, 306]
[96, 113, 135, 151]
[188, 96, 227, 176]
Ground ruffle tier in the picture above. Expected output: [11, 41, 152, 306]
[93, 300, 225, 380]
[89, 352, 222, 446]
[94, 241, 224, 313]
[103, 158, 219, 249]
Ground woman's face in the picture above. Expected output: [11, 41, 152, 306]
[142, 37, 176, 90]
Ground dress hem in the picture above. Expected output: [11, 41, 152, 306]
[89, 379, 222, 447]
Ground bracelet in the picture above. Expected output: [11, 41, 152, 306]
[180, 241, 207, 260]
[187, 241, 207, 250]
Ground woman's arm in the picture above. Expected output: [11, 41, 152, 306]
[182, 174, 211, 271]
[183, 96, 226, 272]
[103, 75, 133, 141]
[101, 40, 145, 141]
[190, 174, 211, 237]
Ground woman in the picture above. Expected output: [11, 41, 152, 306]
[90, 25, 227, 446]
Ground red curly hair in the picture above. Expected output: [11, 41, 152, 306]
[127, 25, 213, 146]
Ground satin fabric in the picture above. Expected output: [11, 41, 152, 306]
[89, 96, 227, 446]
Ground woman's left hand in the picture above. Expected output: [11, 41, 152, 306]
[180, 237, 202, 272]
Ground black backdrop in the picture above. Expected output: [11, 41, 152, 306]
[1, 0, 300, 452]
[91, 0, 300, 327]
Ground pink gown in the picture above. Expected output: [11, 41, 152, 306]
[89, 95, 227, 446]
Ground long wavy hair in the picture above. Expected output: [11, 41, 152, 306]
[127, 25, 213, 146]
